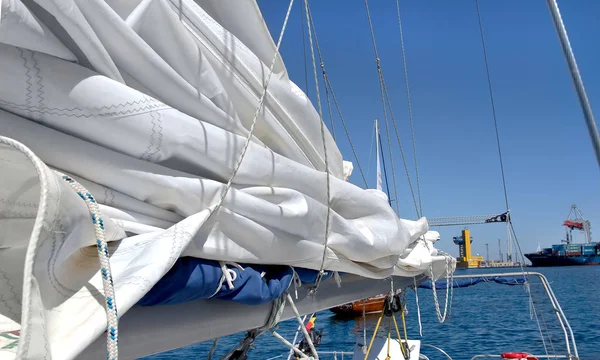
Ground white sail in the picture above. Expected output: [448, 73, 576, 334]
[0, 0, 452, 359]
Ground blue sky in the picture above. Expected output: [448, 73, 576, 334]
[257, 0, 600, 260]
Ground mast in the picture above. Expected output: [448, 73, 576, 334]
[546, 0, 600, 168]
[375, 119, 383, 192]
[506, 222, 512, 263]
[498, 238, 503, 262]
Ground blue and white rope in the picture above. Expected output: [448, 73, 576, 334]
[61, 174, 119, 360]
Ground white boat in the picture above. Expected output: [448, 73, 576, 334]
[0, 0, 595, 359]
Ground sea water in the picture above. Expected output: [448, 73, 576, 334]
[142, 266, 600, 360]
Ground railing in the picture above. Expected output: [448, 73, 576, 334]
[272, 272, 578, 360]
[452, 272, 578, 359]
[267, 351, 353, 360]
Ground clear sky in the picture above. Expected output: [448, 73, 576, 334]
[257, 0, 600, 261]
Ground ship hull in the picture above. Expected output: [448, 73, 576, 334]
[525, 253, 600, 267]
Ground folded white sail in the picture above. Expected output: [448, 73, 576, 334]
[0, 0, 452, 359]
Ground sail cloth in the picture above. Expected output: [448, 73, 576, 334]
[0, 0, 452, 359]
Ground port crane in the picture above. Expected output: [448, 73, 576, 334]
[428, 211, 514, 267]
[563, 204, 592, 244]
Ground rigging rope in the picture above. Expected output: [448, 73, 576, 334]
[211, 0, 295, 215]
[206, 338, 219, 360]
[200, 1, 296, 356]
[529, 290, 552, 357]
[427, 212, 509, 227]
[394, 0, 423, 217]
[381, 78, 421, 216]
[366, 121, 376, 184]
[306, 5, 369, 187]
[286, 314, 308, 360]
[413, 277, 423, 337]
[379, 131, 393, 203]
[299, 0, 310, 97]
[475, 0, 510, 213]
[304, 0, 332, 294]
[473, 8, 555, 356]
[363, 0, 420, 217]
[362, 0, 401, 215]
[323, 65, 337, 141]
[429, 255, 454, 323]
[221, 296, 288, 360]
[474, 4, 552, 350]
[286, 293, 319, 359]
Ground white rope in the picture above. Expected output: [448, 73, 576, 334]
[286, 314, 308, 360]
[219, 296, 287, 360]
[304, 0, 332, 295]
[290, 267, 303, 300]
[362, 301, 367, 353]
[60, 173, 119, 360]
[209, 0, 295, 218]
[420, 344, 453, 360]
[429, 255, 453, 323]
[271, 330, 311, 359]
[206, 338, 219, 360]
[199, 6, 295, 354]
[285, 293, 319, 359]
[413, 277, 423, 337]
[218, 261, 244, 290]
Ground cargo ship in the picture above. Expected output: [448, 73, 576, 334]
[525, 205, 599, 267]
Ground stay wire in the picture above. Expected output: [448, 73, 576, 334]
[304, 0, 332, 294]
[394, 0, 423, 217]
[306, 4, 369, 187]
[300, 0, 309, 96]
[363, 0, 420, 217]
[475, 0, 510, 212]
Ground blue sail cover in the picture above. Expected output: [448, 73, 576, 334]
[137, 257, 329, 306]
[418, 276, 527, 290]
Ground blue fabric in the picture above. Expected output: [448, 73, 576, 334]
[418, 276, 527, 290]
[294, 267, 334, 284]
[137, 258, 295, 306]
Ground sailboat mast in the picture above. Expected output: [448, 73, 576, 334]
[546, 0, 600, 168]
[375, 119, 383, 192]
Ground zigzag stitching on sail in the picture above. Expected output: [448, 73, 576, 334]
[0, 98, 169, 118]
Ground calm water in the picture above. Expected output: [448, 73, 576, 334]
[142, 266, 600, 360]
